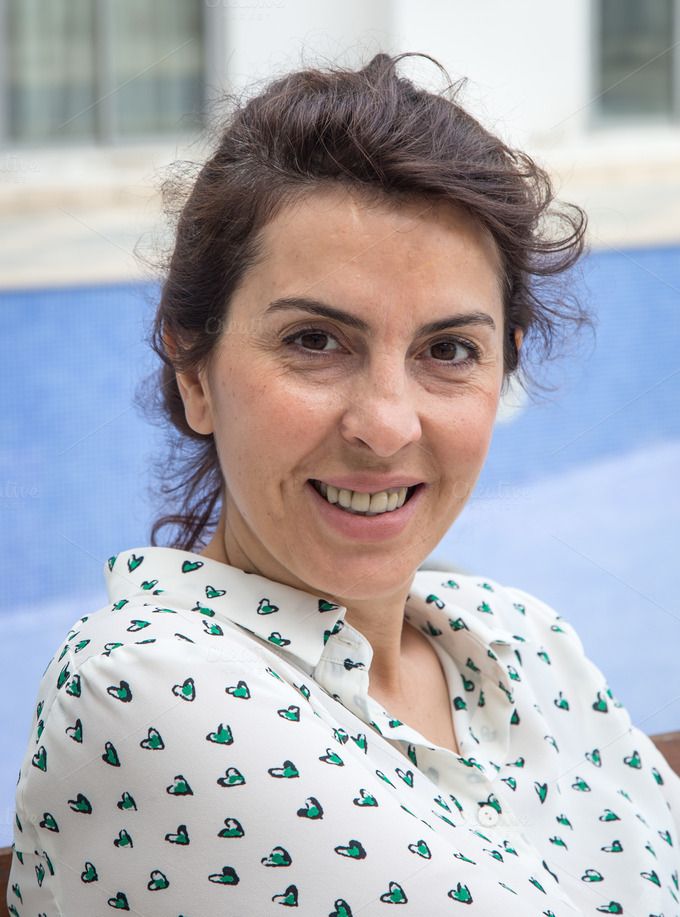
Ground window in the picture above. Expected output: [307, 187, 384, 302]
[595, 0, 677, 122]
[2, 0, 205, 144]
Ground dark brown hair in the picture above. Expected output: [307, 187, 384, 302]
[136, 51, 593, 552]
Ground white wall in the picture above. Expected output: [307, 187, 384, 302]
[208, 0, 394, 100]
[2, 0, 678, 288]
[207, 0, 594, 147]
[390, 0, 592, 148]
[202, 0, 680, 250]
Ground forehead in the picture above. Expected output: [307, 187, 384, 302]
[242, 186, 505, 319]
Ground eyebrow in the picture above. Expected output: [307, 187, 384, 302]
[264, 296, 497, 335]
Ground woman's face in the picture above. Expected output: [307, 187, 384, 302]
[179, 187, 516, 601]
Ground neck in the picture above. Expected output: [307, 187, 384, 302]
[343, 598, 419, 699]
[200, 512, 418, 700]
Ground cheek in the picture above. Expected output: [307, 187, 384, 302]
[213, 367, 323, 474]
[437, 396, 498, 467]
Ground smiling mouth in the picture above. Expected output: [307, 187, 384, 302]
[310, 479, 421, 515]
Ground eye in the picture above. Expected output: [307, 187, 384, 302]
[428, 337, 481, 369]
[282, 327, 343, 356]
[282, 326, 482, 370]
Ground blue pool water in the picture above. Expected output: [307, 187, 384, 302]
[1, 244, 679, 844]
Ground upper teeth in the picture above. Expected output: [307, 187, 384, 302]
[315, 481, 412, 514]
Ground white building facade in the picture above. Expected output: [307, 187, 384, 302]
[1, 0, 678, 285]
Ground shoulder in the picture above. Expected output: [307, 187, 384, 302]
[412, 566, 584, 651]
[27, 595, 292, 751]
[47, 592, 267, 674]
[414, 568, 680, 800]
[17, 606, 308, 818]
[411, 566, 619, 720]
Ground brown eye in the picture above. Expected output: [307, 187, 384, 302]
[282, 327, 343, 357]
[430, 338, 480, 367]
[297, 331, 333, 351]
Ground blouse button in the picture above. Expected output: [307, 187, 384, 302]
[477, 804, 499, 827]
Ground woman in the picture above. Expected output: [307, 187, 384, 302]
[8, 53, 679, 916]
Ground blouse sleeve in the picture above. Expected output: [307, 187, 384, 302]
[8, 636, 452, 916]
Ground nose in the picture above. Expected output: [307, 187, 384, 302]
[338, 355, 423, 457]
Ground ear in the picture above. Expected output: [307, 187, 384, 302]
[164, 331, 214, 436]
[513, 327, 524, 353]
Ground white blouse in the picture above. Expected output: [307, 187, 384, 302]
[7, 546, 680, 916]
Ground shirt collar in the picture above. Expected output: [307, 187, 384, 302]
[403, 569, 524, 697]
[105, 546, 347, 669]
[105, 547, 522, 672]
[405, 569, 523, 652]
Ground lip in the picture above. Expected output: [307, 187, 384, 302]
[309, 474, 425, 493]
[306, 479, 427, 542]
